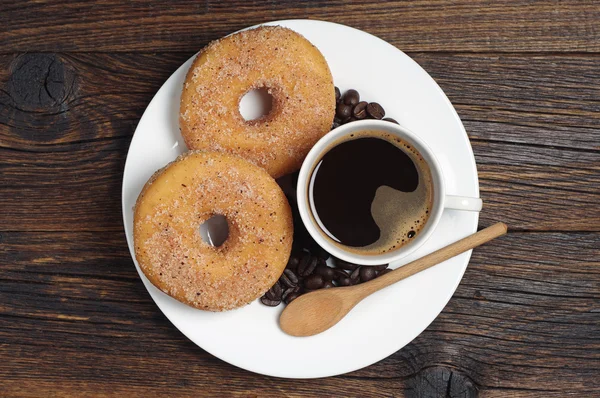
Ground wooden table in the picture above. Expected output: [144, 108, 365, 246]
[1, 2, 599, 396]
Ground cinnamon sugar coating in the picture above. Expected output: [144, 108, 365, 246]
[180, 26, 335, 178]
[133, 151, 293, 311]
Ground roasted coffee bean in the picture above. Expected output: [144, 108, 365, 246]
[310, 243, 331, 260]
[334, 258, 360, 271]
[336, 102, 352, 120]
[265, 281, 282, 300]
[383, 117, 398, 124]
[284, 269, 299, 284]
[343, 89, 360, 106]
[315, 264, 335, 280]
[323, 281, 335, 289]
[350, 267, 361, 283]
[280, 269, 298, 288]
[298, 255, 318, 277]
[332, 267, 349, 280]
[348, 117, 358, 123]
[372, 264, 389, 272]
[366, 102, 385, 119]
[304, 274, 325, 290]
[296, 253, 312, 276]
[286, 254, 300, 271]
[306, 257, 319, 276]
[282, 286, 300, 301]
[377, 268, 392, 277]
[359, 266, 377, 282]
[284, 292, 300, 304]
[352, 101, 368, 119]
[332, 121, 341, 130]
[337, 276, 352, 286]
[335, 86, 341, 102]
[260, 296, 281, 307]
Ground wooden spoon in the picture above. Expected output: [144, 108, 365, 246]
[280, 222, 507, 337]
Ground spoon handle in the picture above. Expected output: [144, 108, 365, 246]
[361, 222, 508, 295]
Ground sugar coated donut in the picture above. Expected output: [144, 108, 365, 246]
[180, 26, 335, 178]
[133, 151, 293, 311]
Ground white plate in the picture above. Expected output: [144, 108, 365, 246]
[122, 19, 480, 378]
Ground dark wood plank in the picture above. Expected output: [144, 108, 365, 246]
[475, 141, 600, 231]
[1, 1, 599, 53]
[1, 139, 598, 232]
[2, 52, 598, 151]
[1, 53, 598, 232]
[0, 53, 186, 150]
[412, 53, 600, 151]
[2, 53, 599, 150]
[1, 231, 598, 395]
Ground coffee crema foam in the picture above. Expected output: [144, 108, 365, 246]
[309, 130, 434, 255]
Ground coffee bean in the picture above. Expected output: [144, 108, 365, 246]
[377, 268, 392, 277]
[284, 269, 299, 284]
[304, 274, 324, 290]
[334, 258, 359, 271]
[284, 292, 300, 304]
[366, 102, 385, 119]
[350, 267, 361, 283]
[335, 86, 341, 102]
[332, 268, 349, 280]
[348, 117, 358, 123]
[260, 296, 281, 307]
[286, 254, 300, 271]
[337, 276, 352, 286]
[298, 255, 318, 277]
[296, 253, 311, 276]
[310, 243, 331, 260]
[343, 89, 360, 106]
[352, 101, 368, 119]
[383, 117, 398, 124]
[315, 264, 335, 280]
[372, 264, 389, 272]
[323, 281, 335, 289]
[280, 269, 298, 288]
[332, 121, 340, 130]
[359, 266, 377, 282]
[265, 281, 282, 300]
[307, 257, 319, 276]
[336, 102, 352, 120]
[282, 286, 300, 301]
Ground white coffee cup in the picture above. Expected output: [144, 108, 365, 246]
[296, 119, 482, 266]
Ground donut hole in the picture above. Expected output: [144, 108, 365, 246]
[239, 87, 273, 121]
[199, 214, 229, 247]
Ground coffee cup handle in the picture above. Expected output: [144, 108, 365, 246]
[445, 195, 483, 212]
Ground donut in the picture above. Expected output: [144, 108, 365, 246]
[180, 26, 335, 178]
[133, 151, 293, 311]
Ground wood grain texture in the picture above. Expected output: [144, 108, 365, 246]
[1, 232, 598, 396]
[1, 1, 600, 53]
[1, 54, 598, 232]
[1, 1, 599, 396]
[2, 53, 598, 150]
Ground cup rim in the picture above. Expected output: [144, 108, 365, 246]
[297, 119, 446, 266]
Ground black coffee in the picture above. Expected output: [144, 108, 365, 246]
[310, 130, 433, 254]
